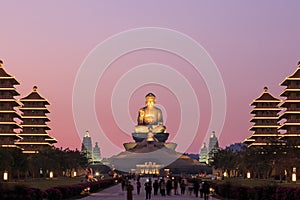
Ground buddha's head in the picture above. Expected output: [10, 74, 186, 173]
[145, 93, 156, 108]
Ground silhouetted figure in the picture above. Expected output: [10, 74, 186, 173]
[153, 179, 159, 195]
[173, 179, 179, 195]
[202, 181, 210, 200]
[180, 179, 186, 195]
[136, 180, 141, 195]
[121, 178, 126, 191]
[193, 179, 200, 197]
[166, 179, 172, 196]
[126, 181, 134, 200]
[159, 178, 166, 196]
[145, 181, 152, 200]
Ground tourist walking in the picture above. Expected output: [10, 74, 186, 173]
[159, 178, 166, 196]
[136, 179, 141, 195]
[173, 178, 179, 195]
[180, 179, 186, 195]
[153, 179, 159, 195]
[166, 178, 172, 196]
[145, 180, 152, 200]
[202, 181, 210, 200]
[126, 181, 134, 200]
[193, 179, 200, 197]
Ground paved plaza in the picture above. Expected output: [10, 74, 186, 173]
[80, 178, 220, 200]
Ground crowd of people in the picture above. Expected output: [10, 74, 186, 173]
[121, 175, 211, 200]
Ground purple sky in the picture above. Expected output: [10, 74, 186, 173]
[1, 1, 300, 157]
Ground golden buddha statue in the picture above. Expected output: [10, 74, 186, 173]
[134, 93, 166, 134]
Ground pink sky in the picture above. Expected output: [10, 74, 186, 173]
[1, 1, 300, 157]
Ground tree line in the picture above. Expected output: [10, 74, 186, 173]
[0, 147, 88, 181]
[212, 143, 300, 181]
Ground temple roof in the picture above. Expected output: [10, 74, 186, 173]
[250, 87, 281, 105]
[20, 86, 49, 104]
[0, 61, 20, 85]
[280, 62, 300, 85]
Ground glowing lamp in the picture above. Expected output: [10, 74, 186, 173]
[292, 167, 296, 182]
[49, 171, 53, 179]
[73, 171, 77, 177]
[3, 171, 8, 181]
[247, 171, 251, 179]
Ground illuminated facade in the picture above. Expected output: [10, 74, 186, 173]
[15, 86, 57, 153]
[244, 87, 283, 147]
[199, 131, 219, 164]
[279, 62, 300, 147]
[81, 131, 101, 163]
[0, 60, 22, 148]
[199, 142, 208, 164]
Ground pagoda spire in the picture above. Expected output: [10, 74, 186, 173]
[15, 86, 57, 153]
[278, 62, 300, 147]
[0, 60, 22, 148]
[244, 86, 282, 147]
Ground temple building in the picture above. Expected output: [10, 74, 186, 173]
[278, 62, 300, 147]
[199, 143, 208, 164]
[199, 131, 220, 164]
[0, 60, 22, 148]
[81, 131, 101, 163]
[244, 87, 283, 147]
[15, 86, 57, 153]
[93, 142, 101, 162]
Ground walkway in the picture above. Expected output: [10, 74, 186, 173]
[80, 178, 220, 200]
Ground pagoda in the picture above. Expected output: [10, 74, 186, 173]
[0, 60, 22, 148]
[15, 86, 57, 153]
[244, 87, 283, 147]
[278, 62, 300, 147]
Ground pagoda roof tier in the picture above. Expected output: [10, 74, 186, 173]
[278, 123, 300, 129]
[251, 108, 281, 111]
[279, 133, 300, 138]
[45, 137, 57, 143]
[19, 107, 50, 112]
[279, 111, 300, 119]
[21, 116, 50, 121]
[280, 89, 300, 96]
[1, 144, 24, 149]
[21, 124, 51, 129]
[22, 150, 40, 154]
[0, 110, 22, 116]
[0, 87, 20, 94]
[243, 138, 255, 144]
[249, 125, 279, 130]
[250, 87, 281, 106]
[0, 133, 22, 139]
[20, 86, 49, 104]
[280, 62, 300, 85]
[248, 142, 286, 147]
[15, 141, 52, 146]
[0, 63, 20, 85]
[250, 116, 279, 122]
[245, 133, 280, 137]
[0, 122, 21, 127]
[279, 100, 300, 108]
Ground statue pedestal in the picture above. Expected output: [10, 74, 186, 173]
[132, 132, 169, 143]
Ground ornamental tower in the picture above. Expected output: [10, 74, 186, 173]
[15, 86, 57, 153]
[279, 62, 300, 147]
[244, 87, 282, 147]
[199, 143, 208, 164]
[81, 130, 93, 162]
[0, 60, 22, 148]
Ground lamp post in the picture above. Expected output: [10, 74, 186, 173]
[49, 171, 53, 179]
[3, 171, 8, 181]
[247, 171, 251, 179]
[292, 167, 296, 182]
